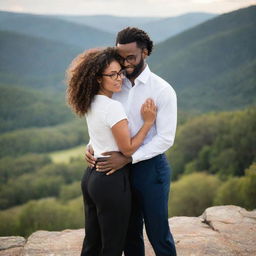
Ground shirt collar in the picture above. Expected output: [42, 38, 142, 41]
[123, 64, 151, 88]
[135, 64, 151, 84]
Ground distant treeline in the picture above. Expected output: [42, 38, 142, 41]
[0, 106, 255, 237]
[169, 164, 256, 217]
[0, 85, 73, 133]
[167, 107, 256, 180]
[0, 196, 84, 238]
[0, 160, 255, 238]
[0, 154, 85, 210]
[0, 153, 85, 237]
[0, 119, 88, 158]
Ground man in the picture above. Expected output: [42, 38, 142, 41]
[86, 27, 177, 256]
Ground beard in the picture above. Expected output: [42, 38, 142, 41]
[125, 56, 144, 79]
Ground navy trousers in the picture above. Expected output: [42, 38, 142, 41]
[124, 154, 177, 256]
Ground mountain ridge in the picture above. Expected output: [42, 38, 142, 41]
[149, 5, 256, 112]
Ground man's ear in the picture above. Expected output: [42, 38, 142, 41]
[142, 48, 148, 58]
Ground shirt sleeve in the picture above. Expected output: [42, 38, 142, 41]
[131, 86, 177, 164]
[105, 100, 127, 128]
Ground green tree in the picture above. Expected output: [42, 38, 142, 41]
[0, 158, 85, 210]
[0, 208, 20, 236]
[59, 181, 81, 202]
[0, 196, 84, 237]
[169, 172, 221, 217]
[167, 107, 256, 180]
[242, 163, 256, 209]
[0, 120, 88, 157]
[214, 162, 256, 210]
[0, 154, 51, 185]
[214, 177, 244, 206]
[18, 198, 72, 237]
[18, 197, 84, 237]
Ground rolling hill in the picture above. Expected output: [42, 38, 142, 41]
[149, 5, 256, 112]
[0, 30, 81, 87]
[140, 12, 216, 42]
[56, 14, 160, 33]
[0, 10, 29, 22]
[0, 84, 73, 133]
[0, 7, 255, 113]
[57, 12, 216, 42]
[0, 12, 115, 49]
[0, 11, 215, 43]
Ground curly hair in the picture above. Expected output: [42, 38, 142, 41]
[66, 47, 121, 116]
[115, 27, 153, 55]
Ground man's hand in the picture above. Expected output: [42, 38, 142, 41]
[96, 151, 132, 175]
[85, 144, 96, 168]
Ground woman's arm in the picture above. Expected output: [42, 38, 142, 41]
[111, 98, 156, 157]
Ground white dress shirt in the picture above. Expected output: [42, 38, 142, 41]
[112, 64, 177, 164]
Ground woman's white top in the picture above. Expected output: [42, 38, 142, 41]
[85, 95, 127, 158]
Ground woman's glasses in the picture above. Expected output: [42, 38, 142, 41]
[101, 69, 126, 80]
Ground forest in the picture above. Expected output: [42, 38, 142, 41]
[0, 5, 255, 238]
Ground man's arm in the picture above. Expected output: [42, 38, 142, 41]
[132, 86, 177, 163]
[85, 144, 132, 174]
[97, 151, 132, 175]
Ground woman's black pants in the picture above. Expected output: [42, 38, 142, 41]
[80, 165, 131, 256]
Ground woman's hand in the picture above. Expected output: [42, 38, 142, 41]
[141, 98, 157, 125]
[110, 98, 156, 158]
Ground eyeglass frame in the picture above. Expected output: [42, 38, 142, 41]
[119, 47, 145, 64]
[101, 69, 126, 80]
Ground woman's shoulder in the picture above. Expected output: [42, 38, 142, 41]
[97, 95, 123, 107]
[90, 95, 124, 113]
[108, 98, 124, 108]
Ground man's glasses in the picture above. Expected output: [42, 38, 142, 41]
[120, 55, 137, 64]
[119, 48, 144, 64]
[101, 69, 126, 80]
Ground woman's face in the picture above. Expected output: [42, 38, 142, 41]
[99, 60, 124, 97]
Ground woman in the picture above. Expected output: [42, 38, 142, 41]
[66, 47, 156, 256]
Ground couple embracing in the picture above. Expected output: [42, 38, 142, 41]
[66, 27, 177, 256]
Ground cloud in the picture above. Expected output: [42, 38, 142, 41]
[9, 4, 25, 12]
[0, 0, 255, 16]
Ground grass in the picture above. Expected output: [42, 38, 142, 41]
[49, 145, 85, 163]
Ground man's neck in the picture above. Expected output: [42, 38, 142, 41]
[129, 63, 147, 86]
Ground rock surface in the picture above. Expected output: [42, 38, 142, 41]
[0, 236, 25, 256]
[0, 205, 255, 256]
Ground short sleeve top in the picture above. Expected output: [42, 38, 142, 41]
[85, 95, 127, 158]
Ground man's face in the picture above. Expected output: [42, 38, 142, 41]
[116, 42, 146, 79]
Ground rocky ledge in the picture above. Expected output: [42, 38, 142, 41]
[1, 205, 256, 256]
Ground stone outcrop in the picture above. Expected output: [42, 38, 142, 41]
[0, 236, 25, 256]
[1, 205, 256, 256]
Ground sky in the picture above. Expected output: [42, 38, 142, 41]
[0, 0, 256, 17]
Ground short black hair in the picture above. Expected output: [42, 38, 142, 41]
[116, 27, 153, 56]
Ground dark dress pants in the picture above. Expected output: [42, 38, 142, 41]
[80, 165, 131, 256]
